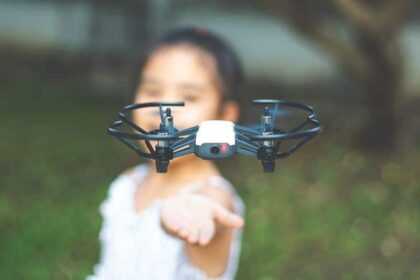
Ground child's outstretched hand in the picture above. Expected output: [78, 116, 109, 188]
[160, 192, 244, 246]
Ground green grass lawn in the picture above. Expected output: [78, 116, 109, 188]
[1, 80, 419, 279]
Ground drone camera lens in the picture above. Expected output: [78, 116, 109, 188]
[210, 146, 220, 154]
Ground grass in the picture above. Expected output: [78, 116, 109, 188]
[1, 80, 419, 279]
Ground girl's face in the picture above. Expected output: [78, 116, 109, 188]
[133, 44, 238, 133]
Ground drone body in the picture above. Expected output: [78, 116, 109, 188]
[195, 121, 236, 160]
[108, 100, 322, 173]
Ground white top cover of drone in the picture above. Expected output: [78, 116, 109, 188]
[195, 120, 236, 145]
[86, 164, 245, 280]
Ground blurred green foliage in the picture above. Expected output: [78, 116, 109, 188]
[0, 81, 419, 279]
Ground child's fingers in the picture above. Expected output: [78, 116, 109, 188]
[181, 210, 199, 243]
[161, 198, 197, 242]
[211, 202, 244, 228]
[180, 206, 212, 244]
[176, 206, 199, 241]
[186, 209, 212, 245]
[185, 209, 210, 244]
[162, 210, 181, 232]
[162, 201, 191, 238]
[161, 200, 183, 231]
[187, 224, 199, 244]
[161, 194, 243, 245]
[198, 216, 215, 245]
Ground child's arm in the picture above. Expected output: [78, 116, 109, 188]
[160, 187, 244, 277]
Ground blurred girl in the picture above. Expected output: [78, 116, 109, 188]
[88, 26, 245, 280]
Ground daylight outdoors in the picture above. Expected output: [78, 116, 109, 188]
[1, 0, 419, 279]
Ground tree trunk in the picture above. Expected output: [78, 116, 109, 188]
[356, 32, 402, 152]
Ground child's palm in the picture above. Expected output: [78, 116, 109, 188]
[160, 192, 243, 246]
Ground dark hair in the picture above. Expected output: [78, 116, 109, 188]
[141, 26, 244, 102]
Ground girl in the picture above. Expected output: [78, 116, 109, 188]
[87, 26, 246, 280]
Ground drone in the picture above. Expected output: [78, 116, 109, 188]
[107, 99, 322, 173]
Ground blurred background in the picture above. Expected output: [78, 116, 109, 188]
[1, 0, 419, 279]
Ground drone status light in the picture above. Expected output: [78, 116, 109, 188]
[107, 99, 322, 173]
[220, 143, 229, 153]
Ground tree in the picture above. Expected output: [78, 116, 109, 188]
[248, 0, 414, 152]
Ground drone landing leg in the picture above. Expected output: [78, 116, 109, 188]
[261, 159, 275, 173]
[156, 159, 169, 173]
[257, 146, 278, 173]
[155, 146, 173, 173]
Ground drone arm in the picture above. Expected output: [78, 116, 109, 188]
[236, 140, 257, 157]
[170, 134, 195, 149]
[170, 133, 196, 158]
[235, 132, 260, 157]
[234, 124, 260, 136]
[175, 125, 199, 136]
[173, 146, 194, 157]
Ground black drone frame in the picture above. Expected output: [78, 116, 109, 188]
[108, 99, 322, 173]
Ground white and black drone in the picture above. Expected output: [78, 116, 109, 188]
[107, 99, 322, 173]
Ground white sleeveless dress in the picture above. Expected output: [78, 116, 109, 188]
[86, 164, 245, 280]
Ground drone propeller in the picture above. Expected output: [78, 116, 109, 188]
[245, 106, 288, 132]
[267, 108, 290, 117]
